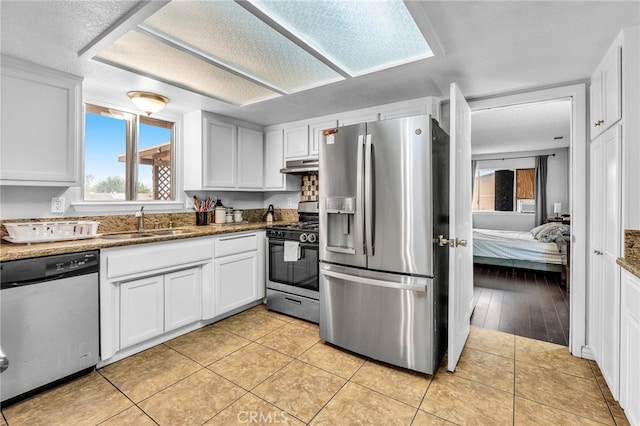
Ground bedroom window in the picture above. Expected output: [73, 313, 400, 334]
[473, 168, 535, 212]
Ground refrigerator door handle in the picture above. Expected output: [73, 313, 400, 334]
[356, 134, 366, 255]
[364, 134, 375, 256]
[321, 269, 427, 292]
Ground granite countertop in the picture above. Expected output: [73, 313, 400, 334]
[618, 229, 640, 279]
[617, 258, 640, 279]
[0, 221, 292, 262]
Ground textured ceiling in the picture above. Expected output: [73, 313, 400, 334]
[471, 100, 571, 156]
[1, 0, 639, 134]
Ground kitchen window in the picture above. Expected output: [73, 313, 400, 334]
[472, 168, 535, 212]
[84, 104, 174, 201]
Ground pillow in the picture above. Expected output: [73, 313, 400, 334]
[531, 222, 563, 237]
[531, 223, 552, 237]
[536, 224, 570, 243]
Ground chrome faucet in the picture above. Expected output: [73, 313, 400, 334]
[135, 206, 145, 232]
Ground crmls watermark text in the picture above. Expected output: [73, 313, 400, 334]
[237, 410, 289, 423]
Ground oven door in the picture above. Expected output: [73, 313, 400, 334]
[267, 239, 319, 297]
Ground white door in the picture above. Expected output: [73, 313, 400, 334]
[448, 83, 474, 372]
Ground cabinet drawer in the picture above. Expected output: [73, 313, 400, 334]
[105, 238, 213, 280]
[215, 233, 258, 258]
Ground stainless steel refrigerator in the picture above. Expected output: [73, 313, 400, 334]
[319, 115, 449, 374]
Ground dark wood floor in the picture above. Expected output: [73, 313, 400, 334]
[471, 264, 570, 346]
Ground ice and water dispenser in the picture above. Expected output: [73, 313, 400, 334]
[325, 197, 357, 254]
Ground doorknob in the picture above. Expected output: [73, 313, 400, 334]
[437, 235, 467, 247]
[437, 235, 452, 247]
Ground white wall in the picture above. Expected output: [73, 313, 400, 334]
[472, 147, 569, 231]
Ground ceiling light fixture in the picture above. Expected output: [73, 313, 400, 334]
[127, 91, 169, 116]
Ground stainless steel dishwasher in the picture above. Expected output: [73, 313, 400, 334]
[0, 251, 99, 403]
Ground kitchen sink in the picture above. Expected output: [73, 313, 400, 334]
[102, 232, 156, 240]
[150, 229, 196, 236]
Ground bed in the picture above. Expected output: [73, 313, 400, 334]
[473, 223, 569, 273]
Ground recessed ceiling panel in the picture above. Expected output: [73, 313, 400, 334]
[249, 0, 433, 76]
[95, 30, 279, 106]
[141, 0, 344, 93]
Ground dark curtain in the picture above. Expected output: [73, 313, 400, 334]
[534, 155, 549, 226]
[471, 160, 478, 194]
[494, 170, 514, 211]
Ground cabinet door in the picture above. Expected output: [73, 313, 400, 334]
[588, 136, 604, 362]
[214, 251, 259, 316]
[589, 125, 622, 399]
[620, 269, 640, 425]
[284, 125, 309, 159]
[204, 118, 237, 188]
[309, 119, 337, 157]
[601, 45, 622, 130]
[237, 126, 264, 188]
[590, 76, 603, 139]
[600, 125, 621, 398]
[165, 268, 202, 332]
[120, 275, 164, 348]
[1, 58, 81, 185]
[264, 129, 285, 189]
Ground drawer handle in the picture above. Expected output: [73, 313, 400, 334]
[219, 233, 256, 241]
[284, 297, 302, 305]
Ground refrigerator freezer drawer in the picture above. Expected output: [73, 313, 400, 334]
[319, 265, 436, 374]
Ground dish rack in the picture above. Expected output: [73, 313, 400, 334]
[3, 221, 101, 244]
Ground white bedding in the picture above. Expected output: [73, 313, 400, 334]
[473, 228, 564, 265]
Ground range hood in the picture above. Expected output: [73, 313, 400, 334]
[280, 158, 319, 174]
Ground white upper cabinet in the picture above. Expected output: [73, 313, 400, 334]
[284, 124, 310, 159]
[309, 119, 338, 156]
[237, 126, 264, 188]
[264, 128, 300, 191]
[0, 56, 82, 186]
[378, 97, 441, 122]
[205, 118, 237, 188]
[184, 111, 264, 190]
[590, 41, 622, 139]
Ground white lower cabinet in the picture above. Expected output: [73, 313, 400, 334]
[165, 268, 202, 332]
[620, 268, 640, 425]
[213, 231, 265, 317]
[100, 238, 213, 361]
[120, 275, 164, 348]
[215, 252, 258, 315]
[120, 266, 201, 349]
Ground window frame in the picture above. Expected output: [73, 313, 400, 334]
[472, 166, 536, 213]
[76, 98, 185, 214]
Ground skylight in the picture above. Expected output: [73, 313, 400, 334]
[248, 0, 434, 77]
[91, 0, 433, 106]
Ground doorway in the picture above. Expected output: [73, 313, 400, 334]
[469, 99, 572, 345]
[464, 84, 588, 356]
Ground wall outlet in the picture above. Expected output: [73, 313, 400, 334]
[51, 196, 65, 214]
[185, 198, 194, 210]
[287, 198, 294, 207]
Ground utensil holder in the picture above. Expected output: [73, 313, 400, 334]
[195, 212, 209, 226]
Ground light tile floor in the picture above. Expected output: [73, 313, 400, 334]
[1, 305, 630, 425]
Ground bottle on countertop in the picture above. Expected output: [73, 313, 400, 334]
[264, 204, 275, 223]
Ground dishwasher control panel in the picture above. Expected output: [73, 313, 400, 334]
[47, 252, 98, 275]
[1, 250, 99, 288]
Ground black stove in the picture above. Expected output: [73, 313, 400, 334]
[265, 201, 320, 324]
